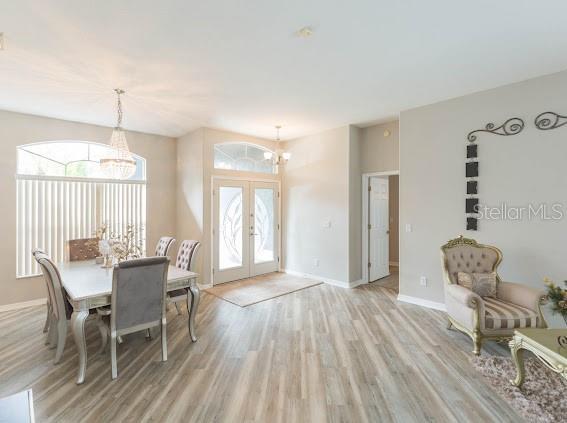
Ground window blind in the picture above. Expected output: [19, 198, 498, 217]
[16, 176, 146, 277]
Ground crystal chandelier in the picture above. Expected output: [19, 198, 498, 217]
[100, 88, 136, 179]
[263, 125, 291, 165]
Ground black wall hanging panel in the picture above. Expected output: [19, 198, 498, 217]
[466, 161, 479, 177]
[467, 180, 478, 195]
[466, 217, 478, 231]
[467, 144, 478, 158]
[466, 198, 479, 214]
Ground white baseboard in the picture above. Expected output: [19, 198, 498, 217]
[397, 294, 446, 312]
[0, 298, 46, 313]
[389, 261, 399, 267]
[283, 269, 363, 289]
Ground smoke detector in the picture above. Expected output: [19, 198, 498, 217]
[295, 26, 314, 38]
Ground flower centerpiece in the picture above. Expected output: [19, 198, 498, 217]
[544, 278, 567, 326]
[108, 224, 143, 262]
[94, 223, 144, 266]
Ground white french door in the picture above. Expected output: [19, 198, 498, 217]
[213, 179, 279, 284]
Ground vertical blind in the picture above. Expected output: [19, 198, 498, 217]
[16, 176, 146, 277]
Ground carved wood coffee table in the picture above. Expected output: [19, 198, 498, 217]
[509, 328, 567, 388]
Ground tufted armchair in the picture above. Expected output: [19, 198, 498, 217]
[441, 236, 547, 355]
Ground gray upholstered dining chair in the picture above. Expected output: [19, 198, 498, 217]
[168, 240, 200, 315]
[441, 236, 548, 355]
[155, 236, 176, 258]
[97, 256, 170, 379]
[35, 254, 73, 364]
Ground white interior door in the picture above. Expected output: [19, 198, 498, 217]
[213, 179, 279, 284]
[369, 176, 389, 281]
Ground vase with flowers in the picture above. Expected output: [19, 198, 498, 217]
[94, 223, 144, 266]
[544, 278, 567, 326]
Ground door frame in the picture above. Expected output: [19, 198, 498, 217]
[361, 171, 399, 283]
[210, 175, 282, 285]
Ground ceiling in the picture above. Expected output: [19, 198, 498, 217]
[1, 1, 567, 140]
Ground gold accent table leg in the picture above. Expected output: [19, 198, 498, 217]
[510, 338, 525, 388]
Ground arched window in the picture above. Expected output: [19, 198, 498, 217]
[16, 141, 146, 277]
[17, 140, 145, 180]
[214, 142, 276, 174]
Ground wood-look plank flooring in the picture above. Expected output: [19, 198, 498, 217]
[0, 274, 521, 422]
[206, 272, 322, 307]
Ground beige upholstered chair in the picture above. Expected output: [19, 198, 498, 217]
[155, 236, 176, 257]
[168, 240, 200, 315]
[441, 236, 548, 355]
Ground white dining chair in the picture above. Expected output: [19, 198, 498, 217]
[97, 256, 170, 379]
[168, 240, 200, 314]
[32, 248, 50, 334]
[155, 236, 176, 257]
[35, 254, 73, 364]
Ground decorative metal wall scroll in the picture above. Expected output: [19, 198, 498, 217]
[467, 118, 525, 142]
[534, 112, 567, 131]
[464, 117, 525, 231]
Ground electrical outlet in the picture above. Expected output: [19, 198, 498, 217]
[420, 276, 427, 286]
[313, 258, 319, 267]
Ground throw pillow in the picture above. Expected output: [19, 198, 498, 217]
[457, 271, 498, 298]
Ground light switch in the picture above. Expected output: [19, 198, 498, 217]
[405, 223, 412, 233]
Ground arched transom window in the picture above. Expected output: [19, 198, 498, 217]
[17, 140, 145, 180]
[214, 142, 276, 174]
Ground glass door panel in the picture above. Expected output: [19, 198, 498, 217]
[218, 186, 243, 270]
[213, 180, 250, 284]
[253, 188, 275, 264]
[250, 182, 279, 276]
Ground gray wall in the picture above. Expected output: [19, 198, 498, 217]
[399, 69, 567, 326]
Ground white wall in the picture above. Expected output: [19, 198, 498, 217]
[282, 126, 351, 285]
[400, 69, 567, 324]
[0, 110, 177, 306]
[360, 121, 399, 174]
[348, 126, 362, 282]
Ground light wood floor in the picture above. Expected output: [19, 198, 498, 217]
[0, 275, 521, 422]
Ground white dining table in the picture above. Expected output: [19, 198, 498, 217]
[58, 260, 199, 384]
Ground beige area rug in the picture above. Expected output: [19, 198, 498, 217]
[205, 272, 322, 307]
[471, 356, 567, 422]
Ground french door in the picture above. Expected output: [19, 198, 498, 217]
[213, 179, 279, 284]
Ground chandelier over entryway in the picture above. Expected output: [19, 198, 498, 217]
[100, 88, 137, 179]
[263, 125, 291, 165]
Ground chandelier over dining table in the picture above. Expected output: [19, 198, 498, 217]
[100, 88, 137, 179]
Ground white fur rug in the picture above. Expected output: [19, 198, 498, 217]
[471, 356, 567, 423]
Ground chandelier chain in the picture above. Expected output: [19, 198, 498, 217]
[114, 88, 124, 128]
